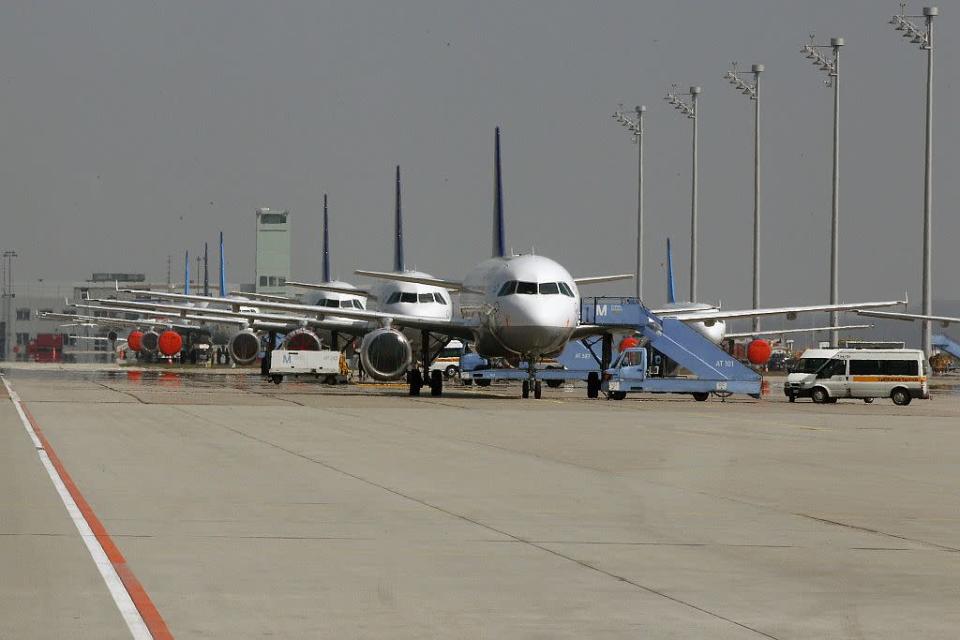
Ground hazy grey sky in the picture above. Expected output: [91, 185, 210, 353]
[2, 0, 958, 312]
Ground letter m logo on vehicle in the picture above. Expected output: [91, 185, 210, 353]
[596, 304, 608, 317]
[282, 352, 293, 364]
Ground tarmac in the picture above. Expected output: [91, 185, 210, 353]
[2, 367, 959, 639]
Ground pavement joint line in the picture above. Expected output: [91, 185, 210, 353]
[182, 407, 780, 639]
[795, 513, 960, 553]
[1, 375, 172, 640]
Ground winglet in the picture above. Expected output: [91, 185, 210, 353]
[666, 238, 676, 304]
[492, 127, 506, 258]
[394, 166, 405, 272]
[322, 194, 331, 283]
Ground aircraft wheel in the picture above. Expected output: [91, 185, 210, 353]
[408, 370, 423, 396]
[476, 379, 491, 388]
[692, 392, 709, 402]
[430, 370, 443, 397]
[444, 365, 458, 379]
[863, 397, 874, 404]
[609, 391, 626, 401]
[534, 380, 542, 399]
[522, 380, 530, 399]
[587, 372, 600, 399]
[271, 375, 283, 385]
[462, 379, 473, 386]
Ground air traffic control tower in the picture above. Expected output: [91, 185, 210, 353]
[255, 208, 291, 294]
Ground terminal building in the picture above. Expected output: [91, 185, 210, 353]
[255, 208, 291, 295]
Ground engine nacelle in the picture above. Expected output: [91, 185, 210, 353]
[127, 330, 143, 352]
[359, 328, 412, 381]
[140, 330, 160, 354]
[229, 330, 261, 365]
[283, 328, 322, 351]
[157, 330, 183, 357]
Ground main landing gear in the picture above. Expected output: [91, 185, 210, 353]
[408, 330, 446, 397]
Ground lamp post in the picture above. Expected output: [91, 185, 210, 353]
[724, 62, 764, 333]
[800, 36, 843, 347]
[889, 4, 938, 357]
[612, 104, 645, 299]
[665, 86, 701, 302]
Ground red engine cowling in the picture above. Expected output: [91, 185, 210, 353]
[618, 336, 640, 352]
[747, 339, 773, 365]
[157, 330, 183, 357]
[282, 328, 322, 351]
[127, 330, 143, 352]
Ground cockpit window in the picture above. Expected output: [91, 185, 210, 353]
[538, 282, 560, 295]
[515, 281, 537, 295]
[558, 282, 575, 297]
[353, 300, 364, 309]
[433, 293, 448, 305]
[419, 293, 434, 303]
[340, 300, 353, 308]
[386, 292, 401, 305]
[400, 292, 418, 303]
[497, 281, 517, 297]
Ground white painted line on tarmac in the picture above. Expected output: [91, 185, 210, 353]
[1, 376, 153, 640]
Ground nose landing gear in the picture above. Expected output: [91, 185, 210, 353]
[521, 359, 543, 399]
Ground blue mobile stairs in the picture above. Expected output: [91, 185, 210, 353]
[460, 297, 762, 400]
[933, 334, 960, 370]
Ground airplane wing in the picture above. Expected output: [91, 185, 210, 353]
[353, 270, 481, 294]
[573, 274, 634, 286]
[855, 310, 960, 327]
[228, 291, 299, 303]
[114, 289, 480, 340]
[286, 281, 377, 300]
[649, 303, 719, 315]
[665, 299, 906, 324]
[724, 324, 873, 339]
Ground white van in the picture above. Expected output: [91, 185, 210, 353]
[784, 348, 929, 405]
[429, 340, 465, 378]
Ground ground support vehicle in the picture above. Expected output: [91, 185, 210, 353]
[268, 349, 346, 385]
[784, 348, 929, 405]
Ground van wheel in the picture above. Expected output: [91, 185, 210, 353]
[891, 388, 912, 406]
[788, 394, 796, 403]
[692, 392, 709, 402]
[444, 365, 458, 379]
[863, 397, 874, 404]
[811, 387, 830, 404]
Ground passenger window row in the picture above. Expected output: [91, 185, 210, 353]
[497, 281, 575, 297]
[385, 291, 448, 305]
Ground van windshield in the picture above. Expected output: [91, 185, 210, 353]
[793, 357, 829, 374]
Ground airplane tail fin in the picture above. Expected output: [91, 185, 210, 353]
[492, 127, 506, 258]
[184, 250, 191, 296]
[219, 231, 226, 297]
[666, 238, 676, 304]
[203, 242, 209, 296]
[394, 166, 405, 272]
[322, 193, 331, 283]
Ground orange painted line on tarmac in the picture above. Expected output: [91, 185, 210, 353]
[21, 403, 174, 640]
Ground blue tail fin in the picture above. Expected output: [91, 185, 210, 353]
[184, 250, 191, 295]
[666, 238, 676, 304]
[218, 232, 226, 297]
[492, 127, 506, 258]
[203, 242, 209, 296]
[394, 166, 405, 272]
[322, 193, 331, 282]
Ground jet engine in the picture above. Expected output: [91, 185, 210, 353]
[157, 330, 183, 357]
[140, 330, 160, 354]
[127, 330, 144, 352]
[283, 328, 322, 351]
[229, 330, 261, 366]
[359, 328, 412, 381]
[746, 339, 773, 365]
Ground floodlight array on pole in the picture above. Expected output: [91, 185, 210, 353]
[889, 4, 938, 358]
[724, 62, 764, 333]
[612, 104, 645, 299]
[800, 35, 843, 347]
[665, 85, 701, 302]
